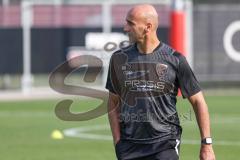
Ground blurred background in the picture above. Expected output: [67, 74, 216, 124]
[0, 0, 239, 160]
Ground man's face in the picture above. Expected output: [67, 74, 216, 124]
[123, 11, 146, 43]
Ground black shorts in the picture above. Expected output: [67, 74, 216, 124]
[115, 139, 180, 160]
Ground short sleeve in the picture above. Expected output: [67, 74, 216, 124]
[105, 54, 120, 95]
[175, 52, 201, 98]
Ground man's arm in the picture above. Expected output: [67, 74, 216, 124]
[108, 92, 121, 145]
[188, 91, 215, 160]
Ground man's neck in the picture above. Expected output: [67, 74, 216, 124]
[137, 37, 160, 54]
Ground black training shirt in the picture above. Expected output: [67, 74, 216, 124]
[106, 42, 201, 144]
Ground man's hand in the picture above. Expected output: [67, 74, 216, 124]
[108, 92, 121, 147]
[200, 145, 216, 160]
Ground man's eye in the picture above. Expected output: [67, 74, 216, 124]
[128, 23, 134, 26]
[127, 20, 134, 26]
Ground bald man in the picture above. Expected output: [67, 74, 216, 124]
[106, 4, 215, 160]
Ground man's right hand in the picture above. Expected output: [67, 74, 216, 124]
[108, 92, 121, 147]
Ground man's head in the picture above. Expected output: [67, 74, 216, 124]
[124, 4, 159, 43]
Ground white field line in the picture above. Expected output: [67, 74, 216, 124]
[63, 125, 240, 146]
[1, 111, 239, 124]
[0, 87, 72, 101]
[63, 125, 112, 140]
[0, 86, 106, 101]
[0, 110, 240, 122]
[0, 111, 53, 117]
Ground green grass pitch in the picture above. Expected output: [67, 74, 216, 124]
[0, 96, 239, 160]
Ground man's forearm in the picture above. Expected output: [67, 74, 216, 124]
[189, 92, 215, 160]
[189, 92, 211, 139]
[108, 93, 121, 145]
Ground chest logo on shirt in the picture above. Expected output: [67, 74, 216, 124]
[122, 63, 170, 93]
[111, 52, 175, 107]
[156, 63, 168, 80]
[124, 70, 149, 80]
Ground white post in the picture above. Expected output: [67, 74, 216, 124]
[102, 2, 112, 33]
[172, 0, 184, 11]
[101, 2, 112, 88]
[54, 0, 62, 26]
[2, 0, 9, 6]
[185, 0, 194, 69]
[2, 0, 9, 27]
[21, 1, 33, 94]
[2, 0, 10, 88]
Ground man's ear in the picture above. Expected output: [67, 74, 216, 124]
[145, 23, 152, 33]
